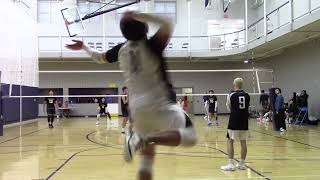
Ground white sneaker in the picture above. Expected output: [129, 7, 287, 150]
[221, 164, 236, 171]
[237, 163, 247, 170]
[123, 132, 145, 163]
[280, 127, 286, 132]
[207, 121, 213, 126]
[96, 121, 99, 125]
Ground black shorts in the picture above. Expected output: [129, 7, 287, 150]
[208, 106, 216, 113]
[47, 108, 56, 115]
[122, 108, 129, 118]
[99, 108, 107, 114]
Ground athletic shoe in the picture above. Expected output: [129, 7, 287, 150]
[280, 127, 286, 132]
[123, 132, 145, 163]
[207, 121, 213, 126]
[96, 121, 99, 125]
[220, 164, 236, 171]
[121, 128, 125, 134]
[237, 163, 247, 170]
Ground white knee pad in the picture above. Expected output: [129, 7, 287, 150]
[178, 127, 197, 147]
[139, 155, 154, 173]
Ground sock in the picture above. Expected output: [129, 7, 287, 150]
[239, 159, 245, 164]
[228, 159, 235, 165]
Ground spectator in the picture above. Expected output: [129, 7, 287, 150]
[298, 90, 309, 108]
[275, 88, 286, 132]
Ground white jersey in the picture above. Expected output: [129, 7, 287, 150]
[118, 40, 171, 111]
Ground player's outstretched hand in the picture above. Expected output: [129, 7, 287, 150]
[65, 40, 83, 50]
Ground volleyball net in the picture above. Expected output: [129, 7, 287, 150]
[1, 68, 274, 122]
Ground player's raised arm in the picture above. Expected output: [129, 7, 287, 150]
[131, 12, 173, 51]
[65, 40, 122, 64]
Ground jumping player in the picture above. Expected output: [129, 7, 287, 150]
[96, 97, 112, 125]
[66, 12, 197, 180]
[221, 78, 250, 171]
[44, 90, 58, 129]
[206, 90, 218, 126]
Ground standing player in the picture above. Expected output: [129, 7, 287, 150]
[44, 90, 58, 129]
[206, 90, 218, 126]
[121, 87, 130, 133]
[221, 78, 250, 171]
[96, 97, 112, 126]
[258, 90, 269, 121]
[66, 12, 197, 180]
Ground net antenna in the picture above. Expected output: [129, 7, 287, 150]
[223, 0, 231, 13]
[61, 0, 140, 37]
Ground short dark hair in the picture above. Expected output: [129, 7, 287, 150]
[122, 86, 128, 92]
[277, 88, 282, 93]
[261, 90, 265, 93]
[120, 16, 148, 41]
[209, 90, 214, 93]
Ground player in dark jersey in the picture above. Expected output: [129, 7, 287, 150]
[258, 90, 269, 121]
[96, 97, 112, 126]
[121, 87, 130, 133]
[44, 90, 58, 129]
[221, 78, 250, 171]
[66, 12, 197, 180]
[206, 90, 218, 126]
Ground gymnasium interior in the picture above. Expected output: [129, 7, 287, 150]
[1, 0, 320, 179]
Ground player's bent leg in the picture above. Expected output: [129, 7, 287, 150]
[138, 145, 155, 180]
[177, 127, 197, 147]
[145, 113, 197, 147]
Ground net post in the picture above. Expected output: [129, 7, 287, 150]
[255, 69, 261, 94]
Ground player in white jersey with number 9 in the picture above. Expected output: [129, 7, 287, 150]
[66, 11, 197, 180]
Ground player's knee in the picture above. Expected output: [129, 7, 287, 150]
[179, 127, 197, 147]
[139, 155, 154, 173]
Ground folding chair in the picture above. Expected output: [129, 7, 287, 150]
[295, 107, 308, 125]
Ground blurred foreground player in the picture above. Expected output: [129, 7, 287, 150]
[44, 90, 58, 129]
[66, 12, 197, 180]
[221, 78, 250, 171]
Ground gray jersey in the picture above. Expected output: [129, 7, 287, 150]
[105, 38, 174, 112]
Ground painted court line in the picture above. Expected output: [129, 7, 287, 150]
[203, 145, 271, 180]
[251, 129, 320, 149]
[45, 147, 102, 180]
[87, 131, 270, 180]
[0, 128, 48, 145]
